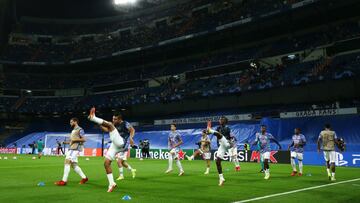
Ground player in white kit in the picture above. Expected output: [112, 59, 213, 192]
[288, 128, 306, 176]
[165, 123, 185, 176]
[55, 118, 88, 186]
[186, 130, 212, 174]
[317, 124, 339, 181]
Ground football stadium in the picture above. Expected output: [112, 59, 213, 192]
[0, 0, 360, 202]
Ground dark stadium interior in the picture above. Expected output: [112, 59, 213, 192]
[1, 0, 359, 119]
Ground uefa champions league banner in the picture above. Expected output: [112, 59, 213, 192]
[303, 152, 360, 167]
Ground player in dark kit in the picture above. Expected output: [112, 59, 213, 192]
[142, 139, 150, 159]
[114, 113, 137, 180]
[208, 116, 232, 186]
[56, 139, 64, 156]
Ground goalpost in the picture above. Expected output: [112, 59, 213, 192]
[44, 133, 106, 156]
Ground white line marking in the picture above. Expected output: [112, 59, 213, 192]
[234, 178, 360, 203]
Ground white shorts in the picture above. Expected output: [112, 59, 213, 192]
[323, 151, 336, 163]
[261, 152, 270, 160]
[109, 129, 124, 147]
[291, 151, 304, 161]
[201, 152, 211, 160]
[116, 151, 128, 161]
[65, 150, 80, 163]
[105, 130, 125, 161]
[216, 137, 230, 159]
[169, 148, 180, 158]
[228, 147, 238, 157]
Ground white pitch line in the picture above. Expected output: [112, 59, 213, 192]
[234, 178, 360, 203]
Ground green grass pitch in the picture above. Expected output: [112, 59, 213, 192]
[0, 154, 359, 203]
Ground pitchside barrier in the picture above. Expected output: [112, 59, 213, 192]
[129, 149, 291, 164]
[303, 151, 360, 167]
[129, 149, 360, 167]
[0, 148, 17, 154]
[3, 147, 360, 167]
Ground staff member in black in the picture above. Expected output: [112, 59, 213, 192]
[142, 139, 150, 159]
[56, 139, 65, 155]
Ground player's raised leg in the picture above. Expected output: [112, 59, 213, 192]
[88, 107, 115, 131]
[186, 149, 200, 161]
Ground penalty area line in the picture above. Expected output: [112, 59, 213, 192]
[233, 178, 360, 203]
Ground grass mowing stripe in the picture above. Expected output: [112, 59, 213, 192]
[234, 178, 360, 203]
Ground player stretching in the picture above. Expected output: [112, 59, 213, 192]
[114, 113, 137, 181]
[288, 128, 306, 176]
[253, 125, 281, 180]
[317, 124, 339, 181]
[88, 107, 127, 192]
[213, 116, 240, 171]
[165, 123, 185, 176]
[55, 118, 88, 186]
[207, 117, 233, 186]
[186, 130, 211, 174]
